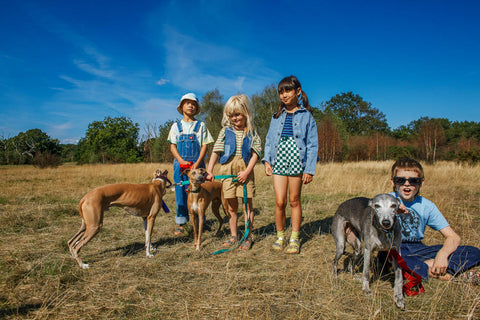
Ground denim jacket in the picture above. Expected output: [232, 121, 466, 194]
[219, 127, 253, 165]
[262, 106, 318, 175]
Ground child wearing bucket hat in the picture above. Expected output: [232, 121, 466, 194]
[168, 93, 214, 235]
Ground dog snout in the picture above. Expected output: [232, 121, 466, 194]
[381, 219, 392, 229]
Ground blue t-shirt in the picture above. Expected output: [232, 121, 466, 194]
[390, 192, 449, 242]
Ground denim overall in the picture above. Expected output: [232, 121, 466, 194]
[173, 121, 204, 224]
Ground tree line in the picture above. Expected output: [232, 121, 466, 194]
[1, 85, 479, 167]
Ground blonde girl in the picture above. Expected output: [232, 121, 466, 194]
[206, 94, 261, 250]
[262, 75, 319, 254]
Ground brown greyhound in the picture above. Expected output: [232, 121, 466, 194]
[185, 168, 229, 250]
[68, 169, 171, 269]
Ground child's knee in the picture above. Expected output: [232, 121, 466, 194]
[289, 197, 301, 208]
[275, 199, 287, 209]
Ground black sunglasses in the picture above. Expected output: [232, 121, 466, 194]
[393, 177, 423, 186]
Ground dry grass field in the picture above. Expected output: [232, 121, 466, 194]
[0, 161, 479, 319]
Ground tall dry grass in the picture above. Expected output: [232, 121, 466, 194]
[0, 161, 479, 319]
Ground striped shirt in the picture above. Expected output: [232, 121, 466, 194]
[281, 113, 294, 137]
[213, 127, 262, 157]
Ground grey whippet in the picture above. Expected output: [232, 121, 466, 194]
[331, 193, 405, 309]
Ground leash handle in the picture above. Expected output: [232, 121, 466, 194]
[388, 249, 425, 296]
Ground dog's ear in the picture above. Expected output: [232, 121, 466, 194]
[161, 169, 168, 176]
[184, 169, 191, 175]
[368, 198, 373, 208]
[154, 169, 161, 177]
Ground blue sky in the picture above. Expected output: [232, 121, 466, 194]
[1, 0, 479, 144]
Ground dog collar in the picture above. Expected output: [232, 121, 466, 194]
[154, 175, 172, 188]
[187, 186, 201, 193]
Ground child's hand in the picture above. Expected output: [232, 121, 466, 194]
[396, 204, 408, 214]
[237, 171, 249, 183]
[302, 173, 313, 184]
[191, 161, 199, 169]
[265, 163, 273, 176]
[206, 171, 214, 181]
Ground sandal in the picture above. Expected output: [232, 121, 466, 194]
[239, 238, 253, 250]
[285, 239, 300, 254]
[272, 238, 285, 251]
[222, 235, 237, 247]
[173, 226, 184, 236]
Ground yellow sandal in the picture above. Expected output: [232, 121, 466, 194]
[272, 238, 285, 251]
[285, 239, 300, 254]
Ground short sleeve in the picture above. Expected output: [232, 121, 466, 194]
[212, 128, 226, 153]
[167, 122, 179, 144]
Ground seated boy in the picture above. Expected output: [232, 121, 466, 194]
[389, 158, 480, 282]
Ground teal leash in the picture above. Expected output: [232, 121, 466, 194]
[213, 179, 250, 255]
[174, 174, 251, 255]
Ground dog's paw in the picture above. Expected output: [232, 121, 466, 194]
[394, 295, 405, 310]
[146, 252, 154, 258]
[81, 263, 89, 269]
[362, 284, 372, 295]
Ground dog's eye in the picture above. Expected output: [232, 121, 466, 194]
[390, 204, 397, 209]
[374, 204, 380, 208]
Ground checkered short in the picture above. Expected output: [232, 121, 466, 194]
[272, 136, 303, 176]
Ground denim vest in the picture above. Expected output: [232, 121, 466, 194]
[219, 127, 253, 165]
[176, 120, 201, 162]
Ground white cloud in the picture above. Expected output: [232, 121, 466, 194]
[156, 79, 170, 85]
[161, 26, 279, 96]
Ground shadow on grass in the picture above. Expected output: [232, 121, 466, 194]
[97, 216, 230, 257]
[97, 210, 335, 256]
[0, 303, 44, 317]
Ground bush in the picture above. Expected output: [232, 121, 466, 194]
[33, 152, 63, 168]
[386, 145, 417, 160]
[457, 148, 480, 165]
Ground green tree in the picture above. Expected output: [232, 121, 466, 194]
[75, 116, 141, 164]
[321, 92, 389, 135]
[0, 129, 61, 165]
[198, 89, 225, 141]
[60, 144, 77, 163]
[251, 84, 279, 148]
[391, 124, 416, 140]
[150, 120, 174, 163]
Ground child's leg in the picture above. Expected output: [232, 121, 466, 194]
[285, 175, 303, 254]
[238, 198, 254, 250]
[272, 174, 288, 232]
[425, 245, 480, 280]
[226, 198, 239, 238]
[243, 198, 254, 233]
[287, 175, 303, 233]
[173, 161, 189, 226]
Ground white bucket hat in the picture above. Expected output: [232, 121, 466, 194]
[177, 93, 200, 115]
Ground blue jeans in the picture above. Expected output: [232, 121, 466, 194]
[173, 159, 205, 224]
[380, 242, 480, 280]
